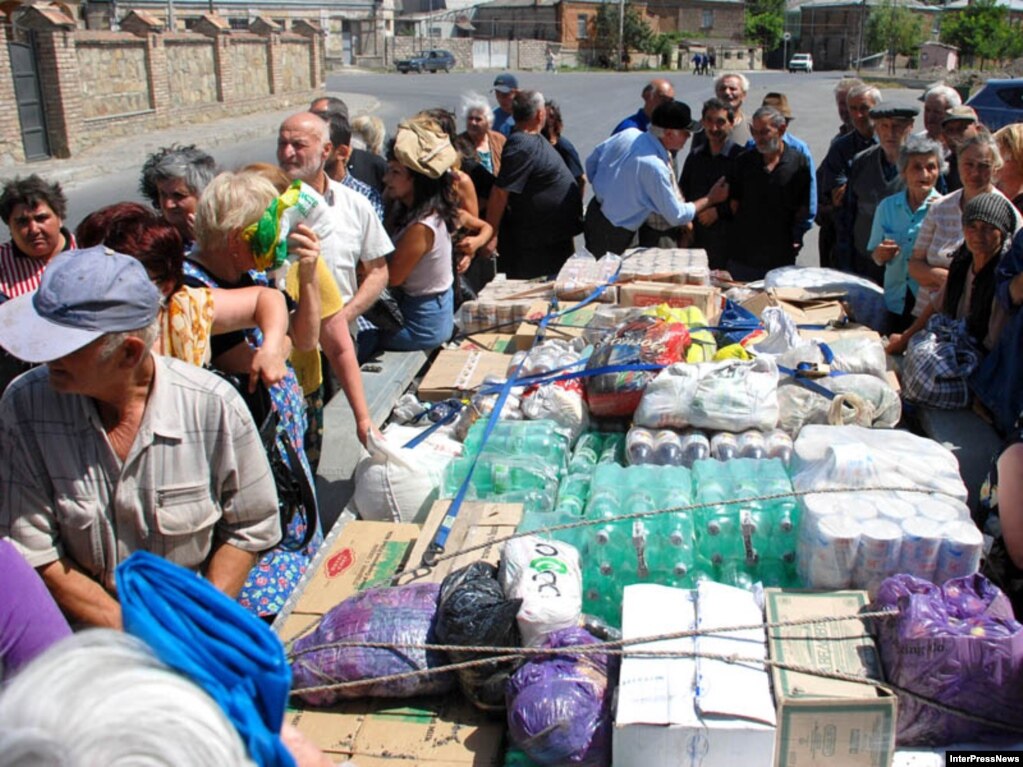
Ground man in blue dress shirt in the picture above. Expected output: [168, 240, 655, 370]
[611, 79, 675, 135]
[585, 100, 728, 256]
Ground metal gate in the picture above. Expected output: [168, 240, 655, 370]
[9, 36, 50, 161]
[472, 39, 509, 70]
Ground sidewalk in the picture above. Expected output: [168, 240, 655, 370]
[1, 91, 379, 188]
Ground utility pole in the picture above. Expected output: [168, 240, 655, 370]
[855, 0, 866, 71]
[618, 0, 625, 70]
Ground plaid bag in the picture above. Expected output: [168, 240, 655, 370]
[902, 314, 982, 409]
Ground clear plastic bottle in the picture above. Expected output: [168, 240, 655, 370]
[570, 432, 603, 472]
[653, 430, 684, 466]
[680, 430, 711, 467]
[626, 427, 655, 465]
[710, 432, 739, 461]
[737, 430, 766, 460]
[765, 429, 794, 465]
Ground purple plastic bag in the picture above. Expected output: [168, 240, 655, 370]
[873, 573, 1023, 745]
[290, 582, 454, 706]
[506, 627, 614, 767]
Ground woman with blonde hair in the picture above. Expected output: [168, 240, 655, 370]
[185, 170, 324, 618]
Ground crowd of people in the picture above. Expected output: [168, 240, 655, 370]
[0, 70, 1022, 763]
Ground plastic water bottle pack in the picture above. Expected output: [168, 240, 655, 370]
[626, 426, 793, 467]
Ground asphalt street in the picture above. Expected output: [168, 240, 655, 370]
[18, 70, 924, 267]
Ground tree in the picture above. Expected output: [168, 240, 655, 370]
[866, 0, 926, 74]
[745, 0, 785, 53]
[941, 0, 1023, 69]
[594, 2, 655, 68]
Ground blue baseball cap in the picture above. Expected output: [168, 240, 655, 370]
[493, 73, 519, 93]
[0, 246, 161, 363]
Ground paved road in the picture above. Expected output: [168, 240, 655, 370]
[13, 70, 924, 267]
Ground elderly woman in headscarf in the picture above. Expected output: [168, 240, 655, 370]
[139, 144, 217, 248]
[888, 192, 1019, 355]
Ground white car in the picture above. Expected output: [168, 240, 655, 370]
[788, 53, 813, 73]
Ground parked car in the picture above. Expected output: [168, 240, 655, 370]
[396, 49, 456, 74]
[788, 53, 813, 73]
[966, 79, 1023, 131]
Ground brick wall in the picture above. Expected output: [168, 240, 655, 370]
[18, 18, 325, 158]
[281, 38, 312, 91]
[165, 38, 218, 107]
[231, 39, 271, 99]
[0, 26, 25, 165]
[676, 4, 745, 40]
[76, 36, 151, 118]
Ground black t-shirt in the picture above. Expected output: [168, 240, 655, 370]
[729, 144, 811, 271]
[553, 135, 584, 182]
[496, 132, 582, 242]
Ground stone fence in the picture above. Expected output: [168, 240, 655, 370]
[0, 7, 325, 164]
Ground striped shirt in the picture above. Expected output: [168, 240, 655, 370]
[0, 356, 281, 591]
[0, 232, 75, 300]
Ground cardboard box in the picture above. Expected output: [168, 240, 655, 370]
[512, 300, 600, 350]
[618, 281, 722, 322]
[456, 333, 520, 353]
[742, 288, 847, 326]
[401, 499, 523, 585]
[280, 518, 508, 765]
[417, 349, 512, 402]
[765, 589, 897, 767]
[614, 582, 776, 767]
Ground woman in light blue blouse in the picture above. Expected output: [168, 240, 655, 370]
[867, 135, 946, 333]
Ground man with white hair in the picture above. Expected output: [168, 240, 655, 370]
[277, 112, 392, 347]
[921, 84, 962, 143]
[0, 247, 281, 628]
[818, 83, 882, 267]
[693, 73, 753, 153]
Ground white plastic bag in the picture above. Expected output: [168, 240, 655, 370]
[775, 335, 888, 380]
[634, 357, 779, 432]
[352, 431, 454, 524]
[499, 536, 583, 647]
[776, 373, 901, 434]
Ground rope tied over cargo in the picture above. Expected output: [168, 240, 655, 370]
[283, 607, 1023, 736]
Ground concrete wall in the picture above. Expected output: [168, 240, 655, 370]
[5, 17, 325, 159]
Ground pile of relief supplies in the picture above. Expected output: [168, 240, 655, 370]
[327, 248, 1023, 766]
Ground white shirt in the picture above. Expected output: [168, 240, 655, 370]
[321, 179, 394, 332]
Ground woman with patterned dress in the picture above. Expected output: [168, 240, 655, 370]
[186, 172, 325, 617]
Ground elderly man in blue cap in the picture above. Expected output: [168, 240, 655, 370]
[0, 246, 281, 629]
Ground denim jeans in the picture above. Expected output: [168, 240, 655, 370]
[380, 287, 454, 352]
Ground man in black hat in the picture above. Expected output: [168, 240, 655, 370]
[584, 100, 728, 256]
[726, 105, 812, 281]
[491, 73, 519, 137]
[836, 102, 919, 283]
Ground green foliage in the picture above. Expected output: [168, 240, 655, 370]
[745, 0, 785, 51]
[941, 0, 1023, 69]
[866, 0, 926, 74]
[651, 30, 683, 65]
[594, 2, 656, 67]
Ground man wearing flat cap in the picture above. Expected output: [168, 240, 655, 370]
[837, 102, 919, 283]
[0, 247, 281, 628]
[941, 105, 980, 193]
[584, 100, 729, 256]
